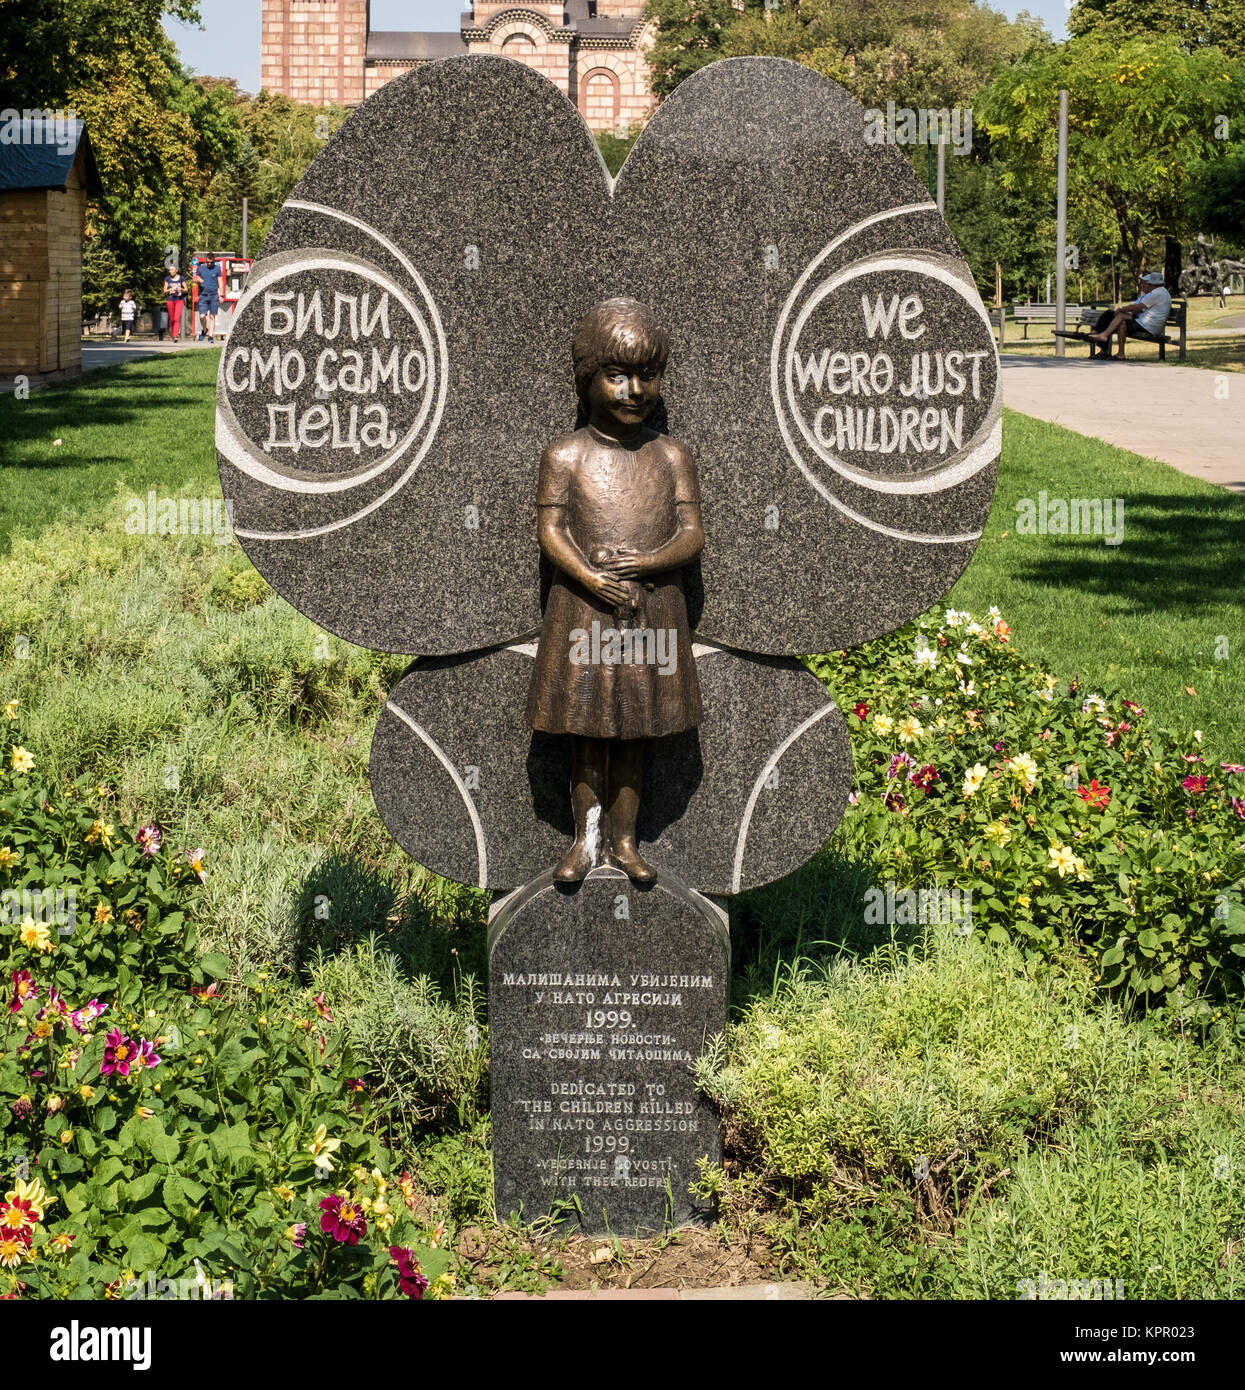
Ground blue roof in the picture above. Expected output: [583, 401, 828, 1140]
[0, 118, 102, 194]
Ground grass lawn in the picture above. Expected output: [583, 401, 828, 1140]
[998, 298, 1245, 372]
[0, 350, 220, 551]
[949, 411, 1245, 764]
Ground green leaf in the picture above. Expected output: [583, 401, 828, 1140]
[199, 951, 230, 980]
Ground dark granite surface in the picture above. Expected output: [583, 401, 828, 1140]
[369, 640, 853, 894]
[217, 55, 996, 657]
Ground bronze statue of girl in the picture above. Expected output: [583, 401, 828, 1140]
[525, 298, 704, 884]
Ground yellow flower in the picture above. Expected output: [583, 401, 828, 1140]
[273, 1185, 295, 1203]
[33, 1020, 54, 1040]
[962, 763, 988, 798]
[1073, 854, 1089, 882]
[19, 917, 52, 952]
[1048, 843, 1076, 877]
[6, 1175, 52, 1221]
[3, 700, 18, 720]
[1008, 753, 1039, 792]
[59, 1129, 73, 1145]
[308, 1123, 341, 1170]
[137, 1106, 155, 1119]
[1017, 894, 1031, 909]
[0, 846, 19, 870]
[897, 716, 924, 743]
[94, 902, 113, 924]
[984, 821, 1011, 846]
[85, 819, 115, 848]
[872, 714, 894, 736]
[79, 1084, 95, 1100]
[10, 747, 34, 773]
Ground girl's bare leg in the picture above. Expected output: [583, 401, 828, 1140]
[555, 736, 608, 883]
[606, 739, 655, 884]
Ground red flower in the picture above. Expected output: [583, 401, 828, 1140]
[883, 791, 906, 813]
[1077, 779, 1111, 810]
[0, 1199, 35, 1242]
[314, 992, 334, 1022]
[389, 1245, 430, 1300]
[853, 702, 869, 720]
[1182, 775, 1209, 795]
[319, 1193, 367, 1245]
[909, 764, 940, 795]
[1232, 798, 1245, 820]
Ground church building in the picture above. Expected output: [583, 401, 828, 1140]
[260, 2, 657, 131]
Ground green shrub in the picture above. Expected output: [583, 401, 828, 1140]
[809, 607, 1245, 1012]
[0, 734, 450, 1299]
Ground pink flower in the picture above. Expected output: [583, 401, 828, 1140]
[886, 752, 913, 779]
[101, 1028, 139, 1077]
[1182, 775, 1209, 795]
[8, 970, 37, 1014]
[319, 1193, 367, 1245]
[136, 824, 162, 857]
[1181, 754, 1205, 764]
[134, 1038, 161, 1071]
[68, 999, 107, 1033]
[389, 1245, 430, 1300]
[1232, 798, 1245, 821]
[847, 791, 860, 805]
[313, 992, 334, 1023]
[1221, 763, 1245, 775]
[883, 791, 906, 813]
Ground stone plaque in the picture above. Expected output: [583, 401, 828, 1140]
[369, 641, 853, 894]
[489, 867, 728, 1235]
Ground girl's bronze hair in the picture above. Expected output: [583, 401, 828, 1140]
[572, 298, 669, 405]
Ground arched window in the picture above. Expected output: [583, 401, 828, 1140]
[579, 67, 621, 129]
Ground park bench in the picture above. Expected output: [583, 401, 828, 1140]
[1051, 299, 1188, 362]
[1009, 302, 1086, 338]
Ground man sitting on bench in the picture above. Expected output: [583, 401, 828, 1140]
[1088, 272, 1172, 359]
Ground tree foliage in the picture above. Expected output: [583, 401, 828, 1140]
[1069, 0, 1245, 61]
[979, 35, 1245, 276]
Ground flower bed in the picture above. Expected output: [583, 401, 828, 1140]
[0, 710, 450, 1299]
[809, 608, 1245, 1014]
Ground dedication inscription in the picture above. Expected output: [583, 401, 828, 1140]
[490, 868, 728, 1233]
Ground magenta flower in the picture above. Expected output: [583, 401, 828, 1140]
[886, 752, 913, 780]
[136, 824, 162, 857]
[1182, 775, 1209, 795]
[134, 1038, 161, 1071]
[883, 791, 906, 813]
[1181, 754, 1205, 764]
[319, 1193, 368, 1245]
[1222, 763, 1245, 775]
[389, 1245, 430, 1300]
[1232, 798, 1245, 821]
[8, 969, 37, 1014]
[101, 1028, 139, 1077]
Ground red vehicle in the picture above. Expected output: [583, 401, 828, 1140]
[188, 252, 253, 339]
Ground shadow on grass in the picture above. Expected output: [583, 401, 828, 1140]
[992, 492, 1245, 620]
[291, 851, 489, 992]
[728, 840, 915, 1009]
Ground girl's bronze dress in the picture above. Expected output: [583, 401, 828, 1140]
[525, 425, 702, 740]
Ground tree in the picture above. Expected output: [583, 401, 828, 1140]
[1069, 0, 1245, 61]
[1188, 144, 1245, 248]
[724, 0, 1048, 110]
[979, 35, 1245, 283]
[643, 0, 771, 99]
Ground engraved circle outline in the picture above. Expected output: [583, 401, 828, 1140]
[217, 251, 437, 493]
[782, 253, 1000, 496]
[214, 201, 450, 541]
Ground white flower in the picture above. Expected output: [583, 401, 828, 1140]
[967, 622, 984, 636]
[1194, 730, 1202, 744]
[1082, 695, 1106, 715]
[914, 643, 938, 668]
[987, 605, 1001, 621]
[958, 679, 976, 697]
[944, 609, 963, 627]
[954, 647, 972, 666]
[963, 763, 988, 797]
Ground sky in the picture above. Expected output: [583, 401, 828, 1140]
[167, 0, 1070, 94]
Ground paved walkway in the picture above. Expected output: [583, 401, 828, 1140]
[82, 339, 222, 371]
[1000, 355, 1245, 492]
